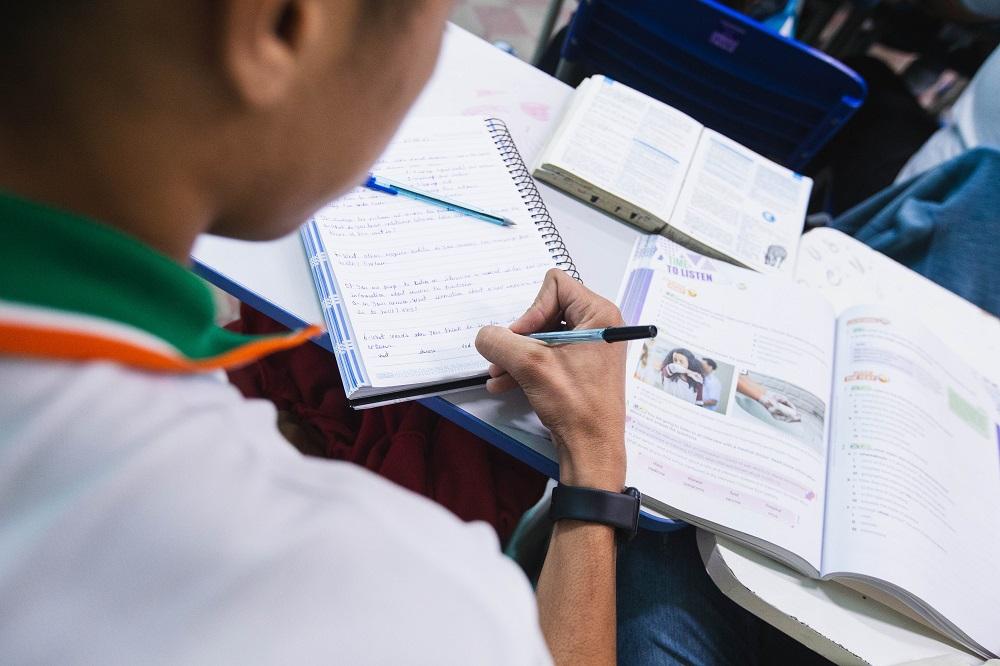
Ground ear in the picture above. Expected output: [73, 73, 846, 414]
[219, 0, 328, 107]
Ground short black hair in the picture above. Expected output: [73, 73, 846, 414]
[702, 358, 717, 370]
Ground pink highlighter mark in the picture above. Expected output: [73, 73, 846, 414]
[521, 101, 551, 121]
[645, 458, 803, 527]
[460, 105, 507, 117]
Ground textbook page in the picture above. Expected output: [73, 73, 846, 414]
[668, 129, 811, 276]
[619, 236, 836, 573]
[311, 116, 556, 388]
[796, 227, 1000, 381]
[822, 305, 1000, 656]
[536, 77, 702, 224]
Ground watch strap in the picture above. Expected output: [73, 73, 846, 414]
[550, 484, 641, 540]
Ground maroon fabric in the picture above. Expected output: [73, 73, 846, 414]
[226, 305, 547, 544]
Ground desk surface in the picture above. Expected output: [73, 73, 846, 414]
[192, 24, 978, 666]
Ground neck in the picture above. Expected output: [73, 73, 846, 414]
[0, 117, 215, 263]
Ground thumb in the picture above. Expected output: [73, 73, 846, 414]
[475, 325, 543, 373]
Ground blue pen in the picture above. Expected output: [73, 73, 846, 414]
[364, 174, 515, 227]
[529, 325, 658, 345]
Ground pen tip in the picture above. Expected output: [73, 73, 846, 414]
[502, 218, 517, 226]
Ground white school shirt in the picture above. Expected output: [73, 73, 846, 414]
[0, 357, 552, 665]
[661, 376, 699, 404]
[702, 373, 722, 411]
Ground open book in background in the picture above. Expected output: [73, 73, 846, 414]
[616, 232, 1000, 658]
[301, 116, 577, 408]
[534, 76, 812, 276]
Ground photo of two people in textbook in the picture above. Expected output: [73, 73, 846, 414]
[633, 341, 735, 415]
[633, 340, 813, 426]
[633, 340, 830, 454]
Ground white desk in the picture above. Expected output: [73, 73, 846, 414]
[192, 24, 978, 665]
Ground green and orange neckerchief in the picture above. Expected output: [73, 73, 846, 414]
[0, 192, 320, 373]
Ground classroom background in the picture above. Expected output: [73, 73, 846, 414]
[450, 0, 576, 60]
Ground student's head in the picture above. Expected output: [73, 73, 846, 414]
[664, 348, 704, 376]
[0, 1, 453, 245]
[701, 358, 717, 375]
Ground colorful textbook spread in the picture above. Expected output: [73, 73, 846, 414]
[617, 234, 1000, 659]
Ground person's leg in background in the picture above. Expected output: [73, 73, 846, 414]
[617, 527, 834, 665]
[805, 55, 940, 216]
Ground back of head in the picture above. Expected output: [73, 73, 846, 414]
[0, 0, 452, 253]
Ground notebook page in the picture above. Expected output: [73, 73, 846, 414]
[312, 116, 557, 388]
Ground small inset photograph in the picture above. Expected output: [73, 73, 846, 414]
[633, 341, 735, 415]
[764, 244, 788, 269]
[731, 370, 827, 453]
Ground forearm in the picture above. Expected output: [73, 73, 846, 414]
[473, 271, 627, 664]
[536, 520, 618, 665]
[736, 375, 765, 401]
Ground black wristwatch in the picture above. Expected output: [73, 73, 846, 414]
[550, 484, 642, 540]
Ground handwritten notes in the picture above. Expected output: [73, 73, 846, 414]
[313, 116, 556, 386]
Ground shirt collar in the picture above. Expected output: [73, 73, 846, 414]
[0, 191, 320, 372]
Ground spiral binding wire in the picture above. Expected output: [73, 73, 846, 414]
[485, 118, 580, 281]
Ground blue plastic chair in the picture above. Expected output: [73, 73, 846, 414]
[555, 0, 867, 170]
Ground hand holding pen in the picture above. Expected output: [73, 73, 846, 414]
[475, 269, 644, 491]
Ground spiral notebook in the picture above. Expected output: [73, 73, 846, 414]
[301, 116, 578, 408]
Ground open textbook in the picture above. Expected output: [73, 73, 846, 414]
[533, 76, 812, 276]
[618, 235, 1000, 658]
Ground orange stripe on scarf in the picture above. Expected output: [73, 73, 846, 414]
[0, 322, 322, 372]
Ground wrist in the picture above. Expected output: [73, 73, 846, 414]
[555, 436, 626, 492]
[549, 484, 641, 540]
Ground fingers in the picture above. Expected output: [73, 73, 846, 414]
[486, 363, 517, 393]
[761, 392, 800, 422]
[476, 270, 623, 399]
[475, 325, 545, 377]
[509, 269, 571, 334]
[510, 269, 623, 334]
[485, 373, 519, 394]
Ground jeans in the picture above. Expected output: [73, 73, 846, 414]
[616, 527, 833, 665]
[833, 147, 1000, 319]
